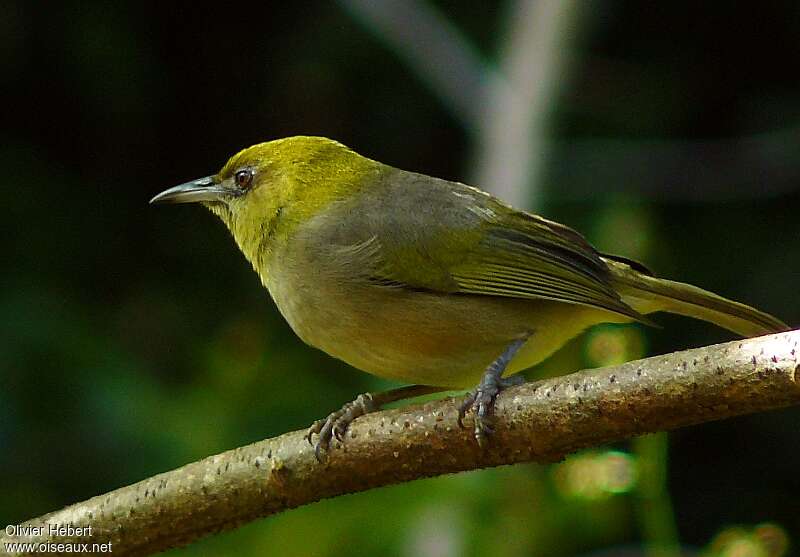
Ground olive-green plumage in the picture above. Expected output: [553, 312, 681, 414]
[151, 136, 788, 389]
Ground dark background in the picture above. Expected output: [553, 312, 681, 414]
[2, 1, 799, 555]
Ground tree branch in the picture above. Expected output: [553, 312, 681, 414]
[4, 331, 799, 556]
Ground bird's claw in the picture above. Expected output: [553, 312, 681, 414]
[305, 420, 323, 445]
[457, 383, 499, 447]
[458, 375, 524, 447]
[306, 393, 376, 461]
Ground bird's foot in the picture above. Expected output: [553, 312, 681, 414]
[306, 393, 376, 461]
[457, 374, 524, 447]
[456, 337, 529, 447]
[305, 385, 444, 461]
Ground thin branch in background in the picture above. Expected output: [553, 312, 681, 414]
[471, 0, 584, 209]
[3, 331, 799, 557]
[548, 126, 800, 202]
[632, 433, 681, 557]
[339, 0, 584, 209]
[337, 0, 494, 132]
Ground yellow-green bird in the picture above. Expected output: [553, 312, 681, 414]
[151, 136, 788, 455]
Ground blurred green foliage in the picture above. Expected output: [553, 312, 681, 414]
[2, 1, 799, 555]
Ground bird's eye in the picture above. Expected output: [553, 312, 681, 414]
[234, 169, 254, 189]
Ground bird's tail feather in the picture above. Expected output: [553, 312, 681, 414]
[604, 259, 788, 337]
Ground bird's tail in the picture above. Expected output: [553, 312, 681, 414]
[604, 258, 789, 337]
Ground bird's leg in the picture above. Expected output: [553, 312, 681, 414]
[306, 384, 445, 460]
[458, 337, 528, 447]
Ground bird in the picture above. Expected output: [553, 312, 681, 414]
[150, 136, 788, 457]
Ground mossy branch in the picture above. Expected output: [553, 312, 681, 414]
[3, 331, 799, 556]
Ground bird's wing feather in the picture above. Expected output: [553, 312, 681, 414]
[315, 169, 646, 321]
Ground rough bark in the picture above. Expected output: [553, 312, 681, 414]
[3, 331, 799, 556]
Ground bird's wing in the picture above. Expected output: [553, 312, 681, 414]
[448, 217, 646, 320]
[316, 170, 647, 322]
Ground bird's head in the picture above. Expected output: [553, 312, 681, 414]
[151, 136, 381, 272]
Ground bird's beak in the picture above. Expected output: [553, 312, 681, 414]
[149, 176, 228, 205]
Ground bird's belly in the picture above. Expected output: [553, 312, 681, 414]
[268, 271, 625, 388]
